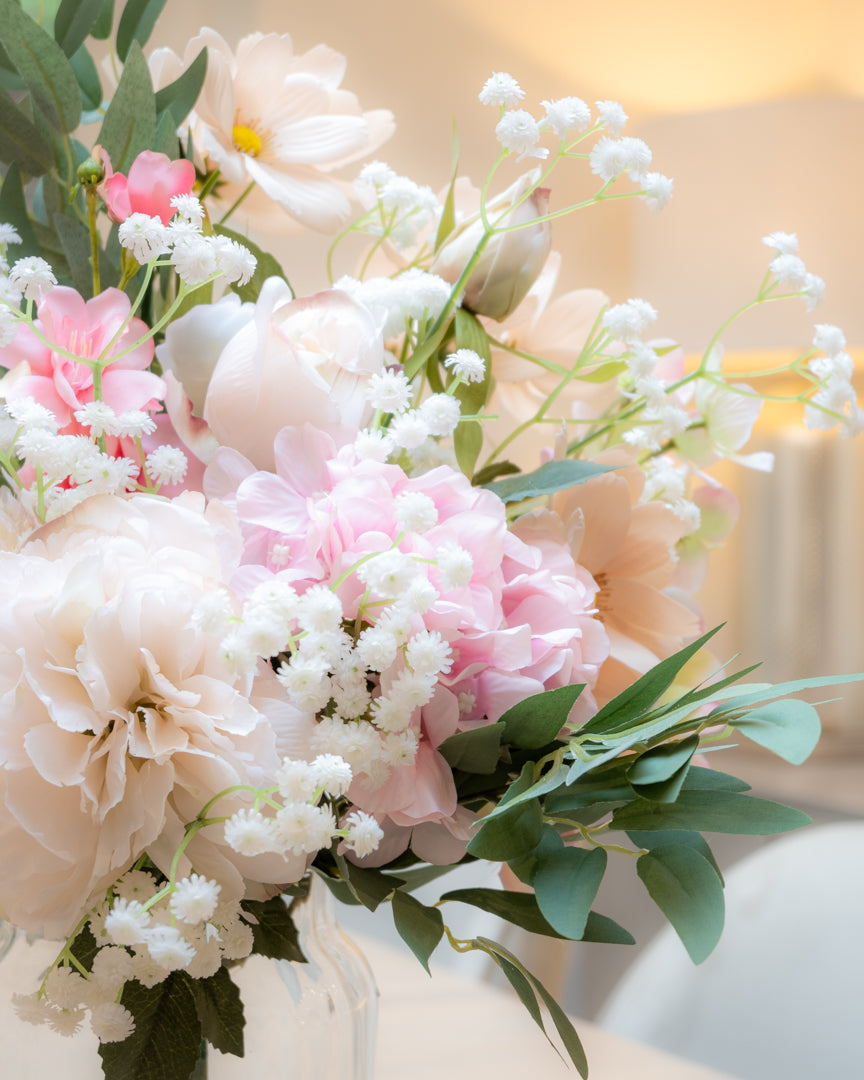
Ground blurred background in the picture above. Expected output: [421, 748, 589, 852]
[149, 0, 864, 1050]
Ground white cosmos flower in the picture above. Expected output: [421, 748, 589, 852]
[150, 28, 395, 234]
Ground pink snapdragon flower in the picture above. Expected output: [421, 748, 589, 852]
[0, 286, 164, 430]
[100, 149, 196, 225]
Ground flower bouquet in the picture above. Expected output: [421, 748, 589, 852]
[0, 1, 860, 1078]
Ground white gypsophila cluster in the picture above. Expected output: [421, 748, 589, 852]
[479, 72, 526, 108]
[596, 100, 629, 134]
[223, 532, 466, 792]
[0, 399, 146, 522]
[335, 269, 451, 339]
[602, 298, 659, 343]
[639, 457, 701, 533]
[7, 256, 57, 302]
[590, 135, 653, 183]
[0, 221, 22, 280]
[804, 323, 864, 436]
[12, 867, 253, 1045]
[761, 231, 825, 312]
[540, 97, 592, 138]
[355, 163, 439, 249]
[495, 109, 549, 161]
[117, 196, 256, 286]
[444, 348, 486, 384]
[640, 171, 675, 212]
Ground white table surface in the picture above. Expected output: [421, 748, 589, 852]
[363, 934, 740, 1080]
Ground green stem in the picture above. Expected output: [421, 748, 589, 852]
[218, 180, 256, 225]
[85, 187, 101, 297]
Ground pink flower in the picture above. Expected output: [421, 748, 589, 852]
[0, 493, 294, 937]
[208, 425, 606, 836]
[0, 286, 163, 430]
[100, 150, 196, 225]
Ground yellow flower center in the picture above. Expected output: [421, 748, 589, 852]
[232, 124, 263, 157]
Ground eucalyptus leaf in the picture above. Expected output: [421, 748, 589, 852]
[334, 853, 404, 911]
[454, 418, 483, 479]
[69, 43, 102, 113]
[507, 822, 564, 885]
[155, 46, 207, 127]
[92, 0, 115, 39]
[53, 213, 93, 297]
[55, 0, 105, 57]
[466, 795, 543, 860]
[533, 845, 607, 940]
[611, 789, 811, 835]
[579, 625, 723, 737]
[0, 87, 56, 177]
[0, 162, 41, 255]
[116, 0, 168, 62]
[0, 0, 81, 132]
[391, 890, 444, 973]
[682, 766, 751, 793]
[97, 41, 156, 172]
[728, 698, 821, 764]
[627, 828, 724, 882]
[483, 458, 615, 503]
[627, 733, 698, 803]
[439, 721, 504, 773]
[500, 683, 584, 749]
[189, 967, 244, 1058]
[637, 845, 725, 963]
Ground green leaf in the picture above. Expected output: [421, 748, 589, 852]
[53, 212, 92, 296]
[116, 0, 167, 62]
[507, 822, 564, 885]
[481, 759, 571, 822]
[438, 721, 504, 774]
[483, 458, 615, 503]
[100, 973, 202, 1080]
[391, 862, 463, 893]
[154, 46, 207, 127]
[476, 937, 588, 1077]
[97, 40, 156, 172]
[581, 910, 636, 945]
[91, 0, 115, 39]
[709, 671, 864, 713]
[467, 796, 543, 861]
[55, 0, 104, 57]
[213, 223, 288, 303]
[391, 890, 444, 974]
[152, 107, 180, 158]
[432, 121, 459, 253]
[579, 625, 724, 738]
[627, 828, 724, 882]
[471, 459, 520, 486]
[0, 0, 81, 131]
[0, 86, 55, 177]
[729, 698, 821, 765]
[453, 419, 483, 479]
[533, 845, 607, 940]
[637, 845, 725, 963]
[500, 684, 584, 750]
[682, 766, 751, 793]
[334, 854, 404, 911]
[69, 42, 102, 112]
[626, 733, 699, 803]
[241, 895, 305, 962]
[189, 967, 244, 1058]
[611, 789, 811, 835]
[0, 162, 41, 255]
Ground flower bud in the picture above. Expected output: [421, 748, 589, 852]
[77, 157, 105, 187]
[431, 172, 551, 321]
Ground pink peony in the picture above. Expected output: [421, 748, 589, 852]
[100, 150, 196, 225]
[208, 425, 607, 837]
[0, 493, 296, 937]
[0, 286, 164, 430]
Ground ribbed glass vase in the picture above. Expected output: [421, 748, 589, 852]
[0, 875, 378, 1079]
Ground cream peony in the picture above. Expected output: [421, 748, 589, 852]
[149, 28, 395, 234]
[203, 281, 386, 470]
[0, 493, 290, 938]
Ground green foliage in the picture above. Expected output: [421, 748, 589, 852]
[98, 41, 156, 172]
[452, 308, 492, 477]
[55, 0, 105, 56]
[499, 683, 584, 749]
[483, 457, 615, 503]
[188, 967, 244, 1058]
[533, 845, 607, 939]
[116, 0, 167, 62]
[727, 697, 821, 764]
[391, 890, 444, 973]
[0, 0, 81, 132]
[154, 46, 207, 126]
[240, 895, 305, 962]
[637, 845, 725, 963]
[214, 224, 290, 303]
[611, 788, 811, 834]
[0, 85, 56, 177]
[438, 721, 504, 773]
